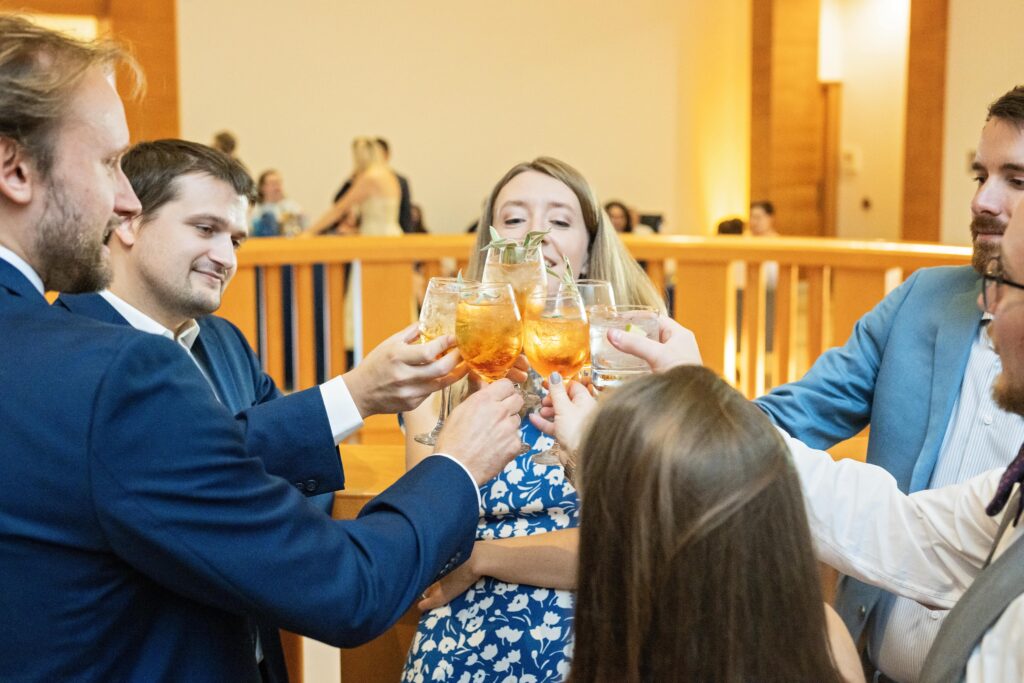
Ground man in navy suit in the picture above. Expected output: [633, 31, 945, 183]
[57, 138, 344, 682]
[0, 16, 526, 682]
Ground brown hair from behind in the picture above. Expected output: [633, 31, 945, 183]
[0, 14, 141, 177]
[467, 157, 665, 312]
[570, 366, 844, 683]
[121, 139, 256, 225]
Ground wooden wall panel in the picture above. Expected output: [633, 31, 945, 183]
[2, 0, 180, 141]
[751, 0, 824, 237]
[902, 0, 948, 242]
[106, 0, 179, 141]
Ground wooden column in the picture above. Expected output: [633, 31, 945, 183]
[901, 0, 948, 242]
[750, 0, 825, 237]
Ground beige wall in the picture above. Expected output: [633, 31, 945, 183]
[176, 0, 749, 235]
[823, 0, 909, 241]
[940, 0, 1024, 246]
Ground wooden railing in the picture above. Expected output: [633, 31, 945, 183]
[219, 234, 972, 442]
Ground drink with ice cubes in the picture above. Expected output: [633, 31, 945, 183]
[589, 305, 659, 390]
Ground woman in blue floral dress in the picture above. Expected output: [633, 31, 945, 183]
[402, 157, 664, 682]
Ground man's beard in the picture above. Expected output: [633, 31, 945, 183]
[33, 184, 115, 294]
[971, 214, 1006, 275]
[994, 372, 1024, 416]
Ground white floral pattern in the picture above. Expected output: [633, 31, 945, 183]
[403, 420, 578, 682]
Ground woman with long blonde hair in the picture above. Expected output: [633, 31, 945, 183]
[402, 157, 661, 682]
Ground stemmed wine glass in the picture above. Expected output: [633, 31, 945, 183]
[522, 289, 589, 465]
[455, 282, 530, 454]
[413, 277, 470, 446]
[481, 242, 548, 404]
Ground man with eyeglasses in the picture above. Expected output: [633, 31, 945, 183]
[755, 85, 1024, 682]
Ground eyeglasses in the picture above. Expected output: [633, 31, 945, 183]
[982, 257, 1024, 313]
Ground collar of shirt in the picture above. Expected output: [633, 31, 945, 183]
[982, 313, 994, 350]
[99, 290, 201, 350]
[0, 245, 45, 295]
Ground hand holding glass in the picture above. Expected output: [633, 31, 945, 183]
[523, 289, 589, 465]
[412, 278, 469, 446]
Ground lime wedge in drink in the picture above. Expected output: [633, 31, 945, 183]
[624, 323, 647, 336]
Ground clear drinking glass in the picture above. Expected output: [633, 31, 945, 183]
[414, 277, 471, 446]
[481, 244, 548, 315]
[563, 279, 615, 380]
[589, 304, 659, 391]
[523, 289, 589, 465]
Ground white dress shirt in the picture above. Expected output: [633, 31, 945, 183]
[784, 428, 1024, 682]
[870, 321, 1024, 682]
[0, 245, 44, 295]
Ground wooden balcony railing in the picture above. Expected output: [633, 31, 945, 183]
[219, 234, 972, 442]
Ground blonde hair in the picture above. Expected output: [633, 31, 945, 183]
[468, 157, 665, 312]
[351, 136, 385, 174]
[0, 14, 142, 176]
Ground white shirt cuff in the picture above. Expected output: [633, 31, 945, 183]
[432, 453, 483, 511]
[319, 376, 364, 444]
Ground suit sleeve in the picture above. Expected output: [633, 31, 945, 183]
[226, 320, 345, 496]
[87, 336, 477, 647]
[754, 269, 921, 449]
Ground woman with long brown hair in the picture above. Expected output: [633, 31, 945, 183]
[570, 365, 861, 682]
[402, 156, 662, 682]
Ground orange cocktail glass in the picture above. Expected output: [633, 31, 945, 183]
[455, 283, 523, 383]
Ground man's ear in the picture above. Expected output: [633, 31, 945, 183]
[0, 137, 37, 206]
[112, 214, 143, 248]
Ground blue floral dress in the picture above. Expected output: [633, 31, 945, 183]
[402, 419, 578, 683]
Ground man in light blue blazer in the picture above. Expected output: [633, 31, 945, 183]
[0, 17, 527, 682]
[756, 85, 1024, 682]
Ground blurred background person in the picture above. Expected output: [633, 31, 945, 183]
[306, 136, 402, 237]
[251, 169, 306, 237]
[377, 137, 413, 232]
[605, 199, 633, 233]
[211, 130, 246, 169]
[750, 199, 779, 237]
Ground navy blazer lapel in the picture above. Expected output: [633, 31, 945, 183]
[0, 258, 47, 305]
[911, 276, 984, 490]
[191, 325, 242, 412]
[54, 292, 128, 326]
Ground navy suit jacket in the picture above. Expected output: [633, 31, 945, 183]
[56, 291, 336, 682]
[756, 265, 984, 640]
[55, 292, 342, 502]
[0, 259, 477, 682]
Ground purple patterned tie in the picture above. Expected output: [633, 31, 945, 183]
[985, 441, 1024, 522]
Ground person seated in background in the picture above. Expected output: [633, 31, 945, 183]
[402, 156, 664, 683]
[568, 365, 862, 682]
[251, 169, 306, 237]
[749, 199, 779, 237]
[605, 199, 633, 233]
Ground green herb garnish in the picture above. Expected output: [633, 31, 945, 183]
[482, 226, 549, 264]
[546, 255, 578, 295]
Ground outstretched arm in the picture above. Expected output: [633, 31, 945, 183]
[304, 174, 373, 236]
